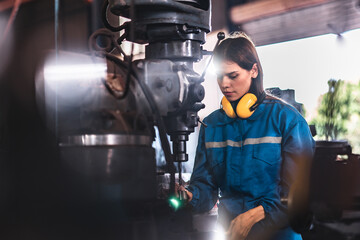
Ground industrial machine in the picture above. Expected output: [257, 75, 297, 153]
[36, 0, 215, 239]
[80, 0, 211, 203]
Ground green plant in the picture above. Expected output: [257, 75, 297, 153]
[311, 79, 352, 141]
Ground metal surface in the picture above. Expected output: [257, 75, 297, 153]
[59, 134, 153, 147]
[146, 40, 202, 60]
[61, 145, 156, 192]
[137, 60, 205, 116]
[109, 0, 210, 30]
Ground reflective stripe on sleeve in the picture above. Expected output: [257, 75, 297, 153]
[205, 136, 282, 149]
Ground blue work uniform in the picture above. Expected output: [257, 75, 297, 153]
[187, 98, 315, 240]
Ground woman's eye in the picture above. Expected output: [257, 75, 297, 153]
[229, 74, 238, 79]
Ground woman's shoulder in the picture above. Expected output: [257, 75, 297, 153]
[202, 109, 234, 126]
[203, 109, 224, 123]
[263, 95, 303, 118]
[262, 95, 309, 129]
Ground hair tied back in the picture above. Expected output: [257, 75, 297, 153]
[227, 31, 256, 47]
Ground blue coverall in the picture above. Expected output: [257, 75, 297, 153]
[187, 98, 315, 240]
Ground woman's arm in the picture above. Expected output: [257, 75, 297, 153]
[186, 125, 219, 213]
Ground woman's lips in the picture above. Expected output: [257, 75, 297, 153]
[223, 92, 234, 97]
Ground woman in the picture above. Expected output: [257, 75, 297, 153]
[183, 32, 315, 240]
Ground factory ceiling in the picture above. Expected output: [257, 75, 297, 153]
[225, 0, 360, 46]
[1, 0, 360, 46]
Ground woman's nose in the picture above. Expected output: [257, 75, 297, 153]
[219, 76, 230, 89]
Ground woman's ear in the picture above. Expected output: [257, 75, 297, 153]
[251, 63, 258, 78]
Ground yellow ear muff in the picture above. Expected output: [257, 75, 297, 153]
[221, 93, 258, 119]
[221, 96, 237, 118]
[236, 93, 257, 118]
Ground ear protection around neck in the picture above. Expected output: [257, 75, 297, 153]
[221, 92, 266, 119]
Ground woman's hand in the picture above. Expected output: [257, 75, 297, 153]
[175, 183, 193, 202]
[226, 205, 265, 240]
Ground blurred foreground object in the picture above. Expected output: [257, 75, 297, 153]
[289, 140, 360, 239]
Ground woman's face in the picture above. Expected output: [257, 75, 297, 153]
[217, 60, 258, 102]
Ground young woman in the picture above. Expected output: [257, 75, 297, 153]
[183, 32, 315, 240]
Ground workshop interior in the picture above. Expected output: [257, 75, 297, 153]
[1, 0, 360, 239]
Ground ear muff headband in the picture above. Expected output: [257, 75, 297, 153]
[221, 93, 258, 119]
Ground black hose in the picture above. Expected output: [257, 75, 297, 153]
[100, 52, 176, 183]
[89, 28, 128, 58]
[131, 66, 176, 195]
[104, 53, 131, 100]
[100, 0, 176, 196]
[101, 0, 127, 32]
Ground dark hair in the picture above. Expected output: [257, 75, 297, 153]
[213, 32, 264, 97]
